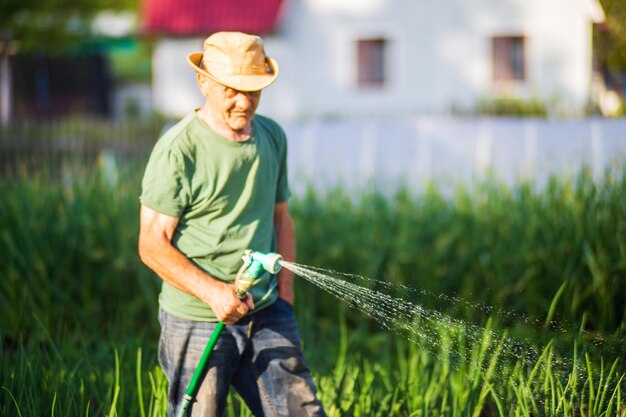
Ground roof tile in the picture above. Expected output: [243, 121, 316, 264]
[142, 0, 284, 35]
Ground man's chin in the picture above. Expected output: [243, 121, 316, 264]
[228, 118, 253, 132]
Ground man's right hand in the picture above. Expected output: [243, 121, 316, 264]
[202, 281, 255, 324]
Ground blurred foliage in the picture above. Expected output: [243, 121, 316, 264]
[476, 96, 548, 117]
[0, 0, 139, 54]
[107, 38, 152, 81]
[595, 0, 626, 74]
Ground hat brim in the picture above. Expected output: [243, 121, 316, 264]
[187, 52, 279, 92]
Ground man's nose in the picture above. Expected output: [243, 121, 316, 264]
[235, 92, 253, 108]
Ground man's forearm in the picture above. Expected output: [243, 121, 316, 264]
[139, 233, 227, 304]
[274, 205, 296, 304]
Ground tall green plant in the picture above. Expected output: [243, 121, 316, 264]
[1, 164, 625, 416]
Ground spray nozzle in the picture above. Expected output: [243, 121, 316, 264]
[248, 250, 283, 274]
[234, 250, 283, 298]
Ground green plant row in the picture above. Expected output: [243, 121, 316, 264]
[0, 168, 159, 344]
[291, 166, 626, 339]
[1, 164, 625, 416]
[2, 166, 624, 343]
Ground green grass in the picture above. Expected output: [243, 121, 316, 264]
[1, 164, 625, 416]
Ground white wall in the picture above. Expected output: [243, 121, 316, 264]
[152, 38, 205, 118]
[150, 0, 602, 121]
[528, 0, 598, 114]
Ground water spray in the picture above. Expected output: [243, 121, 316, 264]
[176, 250, 283, 417]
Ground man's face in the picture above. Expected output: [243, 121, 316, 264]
[199, 75, 262, 132]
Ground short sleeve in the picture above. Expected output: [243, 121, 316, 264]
[140, 143, 190, 217]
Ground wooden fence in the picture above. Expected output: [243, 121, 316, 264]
[2, 116, 626, 192]
[0, 118, 164, 178]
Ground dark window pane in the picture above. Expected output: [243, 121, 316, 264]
[493, 36, 525, 81]
[357, 39, 386, 87]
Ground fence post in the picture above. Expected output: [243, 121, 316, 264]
[414, 117, 434, 188]
[523, 119, 538, 179]
[590, 120, 603, 180]
[475, 118, 493, 175]
[358, 122, 377, 188]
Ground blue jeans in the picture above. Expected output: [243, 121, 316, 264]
[158, 299, 327, 417]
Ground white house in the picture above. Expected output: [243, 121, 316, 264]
[143, 0, 605, 121]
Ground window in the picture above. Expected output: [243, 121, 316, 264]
[357, 38, 386, 88]
[492, 36, 525, 81]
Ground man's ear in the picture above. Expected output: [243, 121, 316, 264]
[197, 73, 209, 96]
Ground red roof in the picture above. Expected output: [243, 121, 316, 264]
[142, 0, 284, 36]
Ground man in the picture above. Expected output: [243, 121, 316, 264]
[138, 32, 326, 417]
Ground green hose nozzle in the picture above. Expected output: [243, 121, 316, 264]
[234, 250, 283, 298]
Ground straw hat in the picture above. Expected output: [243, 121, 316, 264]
[187, 31, 279, 92]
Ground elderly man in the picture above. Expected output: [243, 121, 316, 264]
[138, 32, 326, 417]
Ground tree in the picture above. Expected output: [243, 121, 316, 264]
[595, 0, 626, 78]
[0, 0, 138, 52]
[0, 0, 138, 124]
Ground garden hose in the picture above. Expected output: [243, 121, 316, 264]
[176, 250, 283, 417]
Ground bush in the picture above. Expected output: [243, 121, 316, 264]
[476, 96, 548, 117]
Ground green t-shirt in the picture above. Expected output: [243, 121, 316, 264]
[140, 111, 291, 321]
